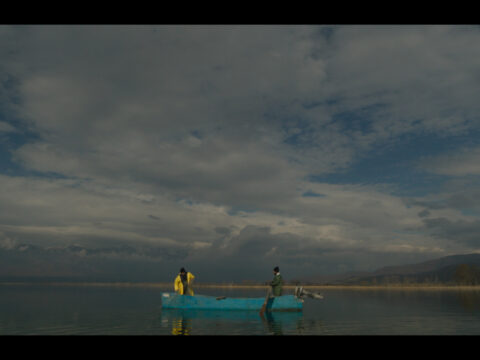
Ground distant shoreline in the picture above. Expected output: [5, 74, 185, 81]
[1, 281, 480, 291]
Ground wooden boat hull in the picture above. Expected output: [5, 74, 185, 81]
[161, 293, 303, 311]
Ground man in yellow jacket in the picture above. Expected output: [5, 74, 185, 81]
[174, 268, 195, 295]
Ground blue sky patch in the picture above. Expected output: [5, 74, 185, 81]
[307, 129, 478, 197]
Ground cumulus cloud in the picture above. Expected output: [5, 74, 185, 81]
[1, 25, 480, 281]
[0, 232, 17, 250]
[423, 217, 480, 249]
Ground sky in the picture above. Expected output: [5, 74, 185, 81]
[1, 25, 480, 283]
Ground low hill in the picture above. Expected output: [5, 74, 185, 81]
[312, 254, 480, 285]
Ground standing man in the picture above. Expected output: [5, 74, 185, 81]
[174, 267, 195, 296]
[270, 266, 284, 296]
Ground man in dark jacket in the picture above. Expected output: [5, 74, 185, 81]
[270, 266, 284, 296]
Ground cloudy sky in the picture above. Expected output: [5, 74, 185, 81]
[1, 25, 480, 283]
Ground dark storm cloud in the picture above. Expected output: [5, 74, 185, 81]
[184, 225, 344, 280]
[423, 217, 480, 248]
[407, 187, 480, 213]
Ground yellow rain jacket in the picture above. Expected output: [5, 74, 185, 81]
[174, 272, 195, 295]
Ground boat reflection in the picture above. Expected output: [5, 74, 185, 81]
[160, 308, 310, 335]
[260, 311, 307, 335]
[170, 313, 192, 335]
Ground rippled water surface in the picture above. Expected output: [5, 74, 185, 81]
[2, 284, 480, 335]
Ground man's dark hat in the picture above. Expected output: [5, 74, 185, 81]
[180, 267, 186, 273]
[274, 266, 279, 272]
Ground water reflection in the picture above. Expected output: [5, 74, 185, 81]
[160, 308, 314, 335]
[4, 284, 480, 335]
[456, 291, 480, 312]
[171, 314, 192, 335]
[260, 311, 309, 335]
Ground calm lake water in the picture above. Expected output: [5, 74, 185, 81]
[1, 284, 480, 335]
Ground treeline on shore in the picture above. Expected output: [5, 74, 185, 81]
[316, 263, 480, 287]
[219, 264, 480, 287]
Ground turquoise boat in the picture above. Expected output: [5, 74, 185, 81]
[161, 293, 304, 312]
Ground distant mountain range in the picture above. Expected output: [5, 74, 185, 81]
[308, 254, 480, 285]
